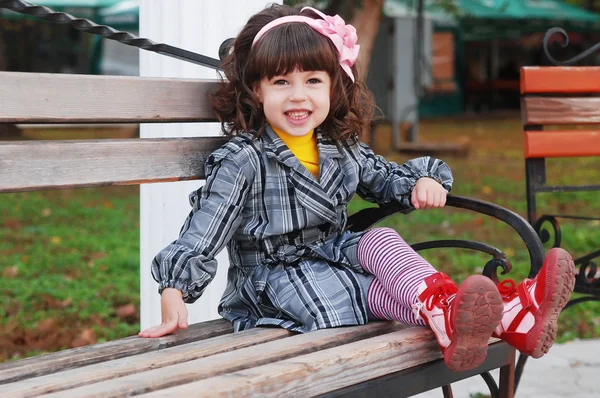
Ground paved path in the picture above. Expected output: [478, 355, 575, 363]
[414, 339, 600, 398]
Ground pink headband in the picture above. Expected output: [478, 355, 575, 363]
[251, 6, 360, 82]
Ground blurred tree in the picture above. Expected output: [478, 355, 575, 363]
[566, 0, 599, 12]
[283, 0, 457, 79]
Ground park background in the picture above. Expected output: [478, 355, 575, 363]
[1, 0, 599, 362]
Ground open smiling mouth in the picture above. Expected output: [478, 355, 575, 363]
[285, 111, 311, 120]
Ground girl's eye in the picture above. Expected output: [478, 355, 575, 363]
[308, 78, 321, 84]
[273, 79, 288, 85]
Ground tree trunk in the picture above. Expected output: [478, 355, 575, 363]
[586, 0, 596, 12]
[0, 25, 7, 71]
[349, 0, 385, 80]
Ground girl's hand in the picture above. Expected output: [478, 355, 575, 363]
[138, 288, 188, 338]
[411, 177, 447, 209]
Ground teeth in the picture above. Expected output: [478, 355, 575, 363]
[287, 111, 309, 119]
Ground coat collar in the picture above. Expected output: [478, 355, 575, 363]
[260, 125, 346, 225]
[261, 125, 344, 163]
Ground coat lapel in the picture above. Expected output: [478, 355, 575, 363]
[316, 131, 346, 202]
[261, 126, 342, 225]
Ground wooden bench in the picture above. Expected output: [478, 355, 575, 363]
[0, 71, 546, 397]
[520, 66, 600, 295]
[517, 66, 600, 390]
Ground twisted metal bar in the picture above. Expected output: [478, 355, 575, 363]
[543, 27, 600, 66]
[347, 194, 545, 278]
[0, 0, 222, 69]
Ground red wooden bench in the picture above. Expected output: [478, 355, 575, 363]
[517, 66, 600, 388]
[520, 66, 600, 290]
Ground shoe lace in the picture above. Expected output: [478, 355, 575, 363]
[422, 278, 458, 311]
[497, 279, 517, 297]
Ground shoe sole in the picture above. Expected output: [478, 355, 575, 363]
[444, 275, 504, 372]
[526, 248, 575, 358]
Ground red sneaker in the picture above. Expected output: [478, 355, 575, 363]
[412, 272, 504, 372]
[493, 248, 575, 358]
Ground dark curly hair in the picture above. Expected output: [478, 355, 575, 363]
[210, 3, 376, 141]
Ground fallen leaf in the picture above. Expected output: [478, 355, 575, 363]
[41, 208, 52, 217]
[4, 219, 21, 229]
[37, 319, 56, 333]
[481, 186, 493, 195]
[2, 266, 18, 278]
[50, 236, 62, 245]
[71, 328, 97, 348]
[90, 252, 106, 260]
[61, 298, 73, 308]
[116, 304, 136, 321]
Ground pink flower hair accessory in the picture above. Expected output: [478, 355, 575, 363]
[251, 6, 360, 82]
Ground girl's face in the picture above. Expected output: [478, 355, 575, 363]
[254, 69, 331, 136]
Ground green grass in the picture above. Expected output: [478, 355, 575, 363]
[1, 117, 599, 361]
[0, 187, 140, 361]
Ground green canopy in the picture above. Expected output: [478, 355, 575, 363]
[389, 0, 600, 40]
[1, 0, 122, 20]
[391, 0, 600, 20]
[459, 0, 600, 21]
[25, 0, 121, 6]
[98, 0, 137, 29]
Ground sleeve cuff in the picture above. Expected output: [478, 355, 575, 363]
[158, 273, 212, 303]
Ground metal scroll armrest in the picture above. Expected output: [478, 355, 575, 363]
[346, 194, 545, 280]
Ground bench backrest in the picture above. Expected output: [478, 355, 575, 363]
[0, 71, 227, 193]
[520, 67, 600, 159]
[520, 66, 600, 223]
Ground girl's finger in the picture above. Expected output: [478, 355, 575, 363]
[432, 193, 441, 208]
[411, 189, 420, 209]
[150, 321, 178, 338]
[138, 324, 162, 337]
[178, 313, 188, 329]
[420, 188, 428, 207]
[440, 192, 447, 207]
[424, 190, 433, 209]
[139, 319, 178, 338]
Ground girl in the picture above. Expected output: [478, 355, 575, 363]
[139, 4, 575, 372]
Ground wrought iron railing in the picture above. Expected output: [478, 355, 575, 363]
[543, 26, 600, 66]
[0, 0, 225, 68]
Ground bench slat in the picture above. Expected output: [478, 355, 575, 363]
[524, 130, 600, 158]
[2, 327, 291, 397]
[0, 319, 232, 385]
[37, 322, 404, 398]
[521, 66, 600, 94]
[0, 72, 219, 123]
[137, 328, 444, 398]
[521, 97, 600, 125]
[0, 137, 228, 193]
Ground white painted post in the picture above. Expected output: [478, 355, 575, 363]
[390, 16, 432, 147]
[139, 0, 280, 329]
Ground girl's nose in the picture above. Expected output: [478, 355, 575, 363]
[288, 85, 307, 101]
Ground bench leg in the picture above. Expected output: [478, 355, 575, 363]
[498, 349, 516, 398]
[442, 384, 454, 398]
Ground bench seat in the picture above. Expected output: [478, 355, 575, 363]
[0, 321, 514, 397]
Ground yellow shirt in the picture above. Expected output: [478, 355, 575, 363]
[272, 126, 320, 179]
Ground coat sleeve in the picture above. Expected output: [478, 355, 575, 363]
[151, 146, 254, 303]
[355, 142, 454, 206]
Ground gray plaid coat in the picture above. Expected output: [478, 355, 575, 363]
[152, 126, 453, 332]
